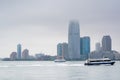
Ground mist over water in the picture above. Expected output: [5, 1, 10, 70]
[0, 61, 119, 80]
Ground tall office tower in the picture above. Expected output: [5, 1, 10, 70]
[62, 43, 69, 60]
[10, 52, 17, 60]
[80, 36, 90, 59]
[57, 43, 63, 58]
[102, 35, 112, 51]
[17, 44, 22, 59]
[96, 42, 101, 51]
[80, 38, 83, 55]
[22, 49, 29, 60]
[68, 21, 80, 60]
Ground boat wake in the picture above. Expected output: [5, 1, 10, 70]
[0, 63, 84, 67]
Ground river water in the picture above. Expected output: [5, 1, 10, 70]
[0, 61, 119, 80]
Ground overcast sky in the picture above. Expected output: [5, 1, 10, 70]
[0, 0, 120, 58]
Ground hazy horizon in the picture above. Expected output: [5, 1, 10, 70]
[0, 0, 120, 58]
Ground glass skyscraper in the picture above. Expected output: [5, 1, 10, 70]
[80, 38, 83, 55]
[102, 35, 112, 51]
[68, 21, 80, 60]
[80, 36, 90, 60]
[17, 44, 22, 59]
[57, 43, 69, 60]
[62, 43, 69, 60]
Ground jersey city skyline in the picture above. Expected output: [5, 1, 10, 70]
[0, 0, 120, 58]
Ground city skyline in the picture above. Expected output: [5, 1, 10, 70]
[0, 0, 120, 57]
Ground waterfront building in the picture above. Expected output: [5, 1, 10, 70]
[96, 42, 101, 52]
[68, 21, 80, 60]
[22, 49, 29, 60]
[35, 53, 45, 60]
[62, 43, 69, 60]
[80, 38, 83, 55]
[17, 44, 22, 59]
[102, 35, 112, 51]
[57, 43, 63, 58]
[10, 52, 17, 60]
[80, 36, 90, 60]
[57, 43, 69, 60]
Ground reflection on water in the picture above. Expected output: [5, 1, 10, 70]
[0, 61, 119, 80]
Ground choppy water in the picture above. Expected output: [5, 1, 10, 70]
[0, 61, 119, 80]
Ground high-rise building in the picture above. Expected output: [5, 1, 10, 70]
[62, 43, 69, 60]
[10, 52, 17, 60]
[68, 21, 80, 60]
[80, 38, 83, 55]
[96, 42, 101, 51]
[80, 36, 90, 59]
[102, 35, 112, 51]
[22, 49, 29, 60]
[57, 43, 63, 58]
[57, 43, 69, 60]
[17, 44, 22, 59]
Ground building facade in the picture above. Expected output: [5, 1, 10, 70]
[102, 35, 112, 51]
[17, 44, 22, 59]
[96, 42, 101, 52]
[57, 43, 63, 58]
[10, 52, 17, 60]
[22, 49, 29, 60]
[80, 38, 83, 55]
[62, 43, 69, 60]
[68, 21, 80, 60]
[57, 43, 69, 60]
[80, 36, 90, 60]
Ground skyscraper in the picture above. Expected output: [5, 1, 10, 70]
[17, 44, 22, 59]
[80, 38, 83, 55]
[80, 36, 90, 59]
[57, 43, 69, 60]
[68, 21, 80, 60]
[62, 43, 69, 60]
[102, 35, 112, 51]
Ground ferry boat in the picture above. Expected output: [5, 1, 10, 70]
[84, 58, 115, 65]
[54, 55, 66, 62]
[54, 58, 66, 62]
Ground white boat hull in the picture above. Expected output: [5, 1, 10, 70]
[54, 59, 66, 62]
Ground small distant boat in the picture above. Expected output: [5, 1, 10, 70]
[84, 58, 115, 65]
[54, 55, 66, 62]
[54, 58, 66, 62]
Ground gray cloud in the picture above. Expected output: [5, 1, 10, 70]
[0, 0, 120, 57]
